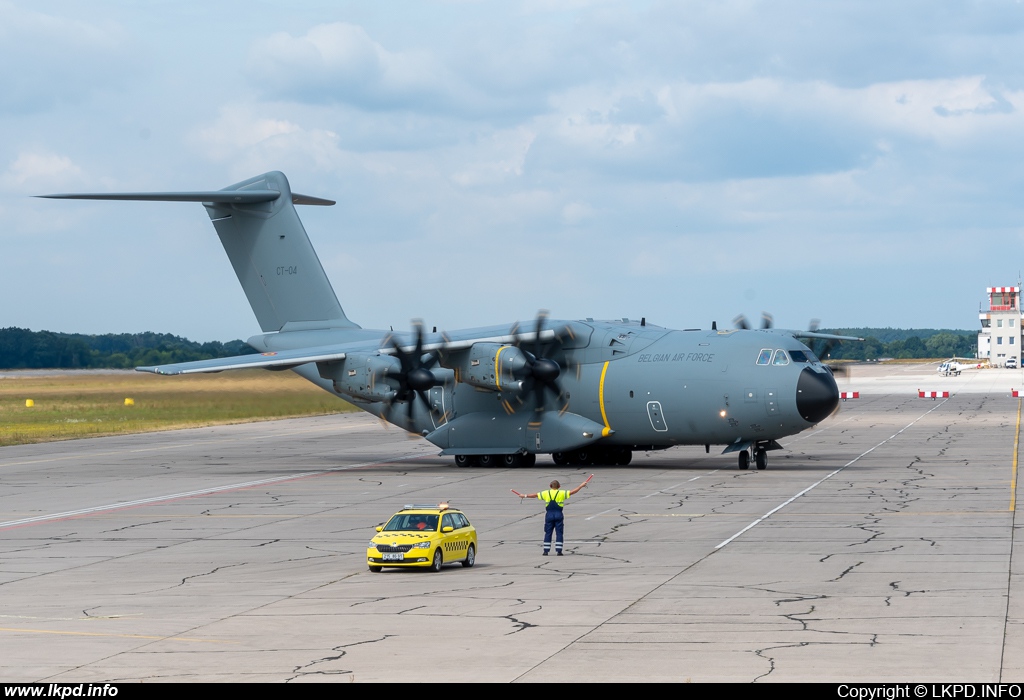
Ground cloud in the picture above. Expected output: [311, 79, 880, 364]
[2, 152, 83, 190]
[247, 22, 468, 112]
[190, 107, 347, 175]
[0, 3, 136, 113]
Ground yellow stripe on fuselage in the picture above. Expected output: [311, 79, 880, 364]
[598, 361, 611, 437]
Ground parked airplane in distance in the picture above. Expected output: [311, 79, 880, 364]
[43, 171, 859, 471]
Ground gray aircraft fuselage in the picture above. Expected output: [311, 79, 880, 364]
[251, 318, 839, 462]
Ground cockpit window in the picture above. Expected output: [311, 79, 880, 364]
[772, 350, 790, 365]
[789, 350, 810, 363]
[756, 349, 773, 365]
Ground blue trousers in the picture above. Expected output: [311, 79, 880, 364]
[544, 510, 564, 553]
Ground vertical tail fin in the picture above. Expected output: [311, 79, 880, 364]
[41, 171, 358, 333]
[205, 171, 356, 332]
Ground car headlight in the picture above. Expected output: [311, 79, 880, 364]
[414, 541, 432, 549]
[368, 541, 378, 549]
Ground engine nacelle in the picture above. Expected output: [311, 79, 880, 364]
[318, 353, 401, 403]
[451, 343, 529, 392]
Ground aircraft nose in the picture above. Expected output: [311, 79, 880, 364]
[796, 367, 839, 424]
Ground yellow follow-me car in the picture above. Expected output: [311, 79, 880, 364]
[367, 503, 478, 572]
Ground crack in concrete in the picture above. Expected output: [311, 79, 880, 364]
[143, 562, 249, 592]
[101, 520, 171, 533]
[830, 561, 863, 582]
[503, 607, 541, 635]
[285, 634, 395, 682]
[889, 580, 926, 597]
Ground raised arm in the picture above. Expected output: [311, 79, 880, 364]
[569, 475, 594, 496]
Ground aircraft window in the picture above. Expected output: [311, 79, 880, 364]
[756, 349, 773, 365]
[789, 351, 810, 363]
[772, 350, 790, 366]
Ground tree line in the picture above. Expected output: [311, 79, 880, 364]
[0, 325, 980, 369]
[0, 328, 255, 370]
[819, 328, 978, 361]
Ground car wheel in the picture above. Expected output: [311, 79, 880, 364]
[462, 544, 476, 568]
[430, 548, 443, 572]
[368, 565, 382, 573]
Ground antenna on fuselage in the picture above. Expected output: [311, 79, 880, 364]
[712, 321, 718, 330]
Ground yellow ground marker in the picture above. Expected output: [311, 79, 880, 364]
[1012, 396, 1020, 512]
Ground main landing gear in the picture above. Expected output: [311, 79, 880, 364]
[453, 446, 633, 467]
[454, 453, 538, 468]
[552, 446, 632, 466]
[738, 446, 769, 471]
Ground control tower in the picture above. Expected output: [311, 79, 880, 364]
[979, 286, 1022, 366]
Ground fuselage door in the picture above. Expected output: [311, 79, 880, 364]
[428, 386, 449, 429]
[647, 401, 668, 432]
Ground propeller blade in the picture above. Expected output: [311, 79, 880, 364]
[733, 314, 750, 330]
[761, 312, 773, 330]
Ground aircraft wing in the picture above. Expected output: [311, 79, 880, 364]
[136, 348, 347, 375]
[789, 331, 864, 342]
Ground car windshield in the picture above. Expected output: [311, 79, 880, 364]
[383, 514, 439, 532]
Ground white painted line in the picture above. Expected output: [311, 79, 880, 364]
[714, 398, 950, 550]
[0, 453, 422, 531]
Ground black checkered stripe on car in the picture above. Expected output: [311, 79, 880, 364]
[443, 541, 468, 553]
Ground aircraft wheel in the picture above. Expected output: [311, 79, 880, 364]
[755, 449, 768, 470]
[430, 548, 443, 572]
[522, 453, 537, 467]
[478, 454, 497, 468]
[552, 452, 568, 466]
[454, 455, 477, 468]
[574, 449, 593, 466]
[738, 450, 750, 470]
[502, 453, 523, 468]
[462, 544, 476, 568]
[615, 449, 633, 466]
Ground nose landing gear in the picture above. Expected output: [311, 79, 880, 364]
[737, 445, 770, 470]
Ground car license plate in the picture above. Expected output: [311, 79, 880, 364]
[383, 553, 404, 561]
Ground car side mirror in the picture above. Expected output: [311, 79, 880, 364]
[375, 525, 383, 532]
[442, 526, 453, 533]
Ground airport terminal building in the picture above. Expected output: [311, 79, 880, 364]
[979, 286, 1022, 366]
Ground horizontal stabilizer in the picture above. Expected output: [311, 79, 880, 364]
[137, 347, 347, 375]
[38, 191, 334, 206]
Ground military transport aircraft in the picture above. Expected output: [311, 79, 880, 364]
[43, 171, 857, 471]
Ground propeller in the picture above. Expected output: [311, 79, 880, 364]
[805, 319, 851, 377]
[379, 320, 448, 426]
[733, 312, 774, 330]
[510, 311, 574, 418]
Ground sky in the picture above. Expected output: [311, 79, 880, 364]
[3, 0, 1024, 342]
